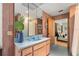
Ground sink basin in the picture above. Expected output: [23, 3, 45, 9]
[28, 35, 43, 41]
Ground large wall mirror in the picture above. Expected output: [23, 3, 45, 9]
[55, 18, 68, 42]
[28, 4, 43, 36]
[15, 3, 43, 38]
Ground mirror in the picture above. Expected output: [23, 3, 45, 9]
[15, 3, 43, 41]
[28, 4, 43, 36]
[55, 18, 68, 42]
[15, 3, 43, 38]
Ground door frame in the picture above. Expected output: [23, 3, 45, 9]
[2, 3, 15, 56]
[51, 13, 71, 56]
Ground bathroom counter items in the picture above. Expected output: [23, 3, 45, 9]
[15, 37, 50, 56]
[15, 37, 50, 49]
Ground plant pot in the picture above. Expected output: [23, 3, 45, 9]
[16, 31, 23, 43]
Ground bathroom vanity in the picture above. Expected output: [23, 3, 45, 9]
[15, 37, 50, 56]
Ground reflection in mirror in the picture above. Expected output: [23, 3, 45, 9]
[55, 18, 68, 42]
[28, 4, 43, 36]
[15, 3, 30, 41]
[15, 3, 43, 41]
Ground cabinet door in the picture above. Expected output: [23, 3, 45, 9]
[25, 53, 32, 56]
[15, 47, 21, 56]
[22, 47, 32, 56]
[46, 40, 50, 55]
[34, 46, 47, 56]
[46, 44, 50, 55]
[34, 42, 46, 50]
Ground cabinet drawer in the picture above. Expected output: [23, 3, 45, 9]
[46, 40, 50, 45]
[34, 46, 47, 56]
[34, 41, 46, 50]
[22, 47, 32, 56]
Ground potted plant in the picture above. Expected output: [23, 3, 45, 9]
[14, 16, 24, 43]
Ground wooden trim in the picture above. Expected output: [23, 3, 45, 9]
[68, 4, 76, 56]
[46, 53, 50, 56]
[54, 13, 69, 42]
[32, 46, 34, 56]
[46, 18, 48, 37]
[53, 13, 69, 20]
[57, 40, 68, 43]
[0, 49, 2, 56]
[2, 3, 14, 56]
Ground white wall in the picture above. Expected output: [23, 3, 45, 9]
[72, 4, 79, 56]
[0, 4, 2, 48]
[76, 4, 79, 55]
[29, 20, 35, 36]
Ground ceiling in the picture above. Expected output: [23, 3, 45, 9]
[22, 3, 43, 10]
[15, 3, 75, 18]
[39, 3, 74, 16]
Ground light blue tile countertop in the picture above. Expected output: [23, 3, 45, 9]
[15, 37, 50, 50]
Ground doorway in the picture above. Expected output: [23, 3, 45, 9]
[47, 13, 69, 56]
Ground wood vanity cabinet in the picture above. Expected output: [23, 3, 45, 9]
[34, 45, 47, 56]
[33, 40, 50, 56]
[26, 53, 32, 56]
[33, 42, 47, 56]
[46, 40, 50, 55]
[15, 40, 50, 56]
[15, 46, 32, 56]
[22, 47, 32, 56]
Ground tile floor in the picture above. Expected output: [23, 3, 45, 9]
[49, 45, 68, 56]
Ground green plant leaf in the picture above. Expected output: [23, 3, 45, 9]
[14, 15, 24, 32]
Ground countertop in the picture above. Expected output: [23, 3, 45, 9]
[15, 37, 50, 50]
